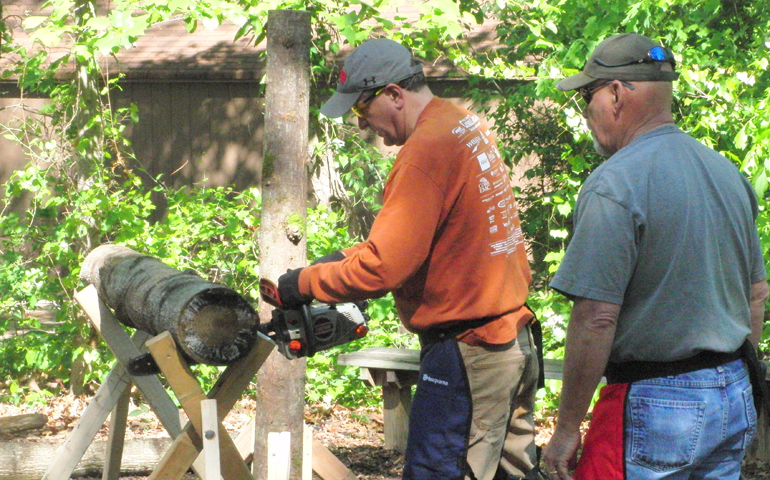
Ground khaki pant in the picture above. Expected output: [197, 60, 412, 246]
[460, 325, 539, 480]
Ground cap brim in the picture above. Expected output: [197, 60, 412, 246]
[556, 72, 596, 91]
[320, 91, 361, 118]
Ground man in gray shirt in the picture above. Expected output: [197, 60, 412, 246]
[542, 33, 767, 480]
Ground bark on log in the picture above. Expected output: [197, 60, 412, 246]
[0, 414, 47, 435]
[80, 245, 258, 365]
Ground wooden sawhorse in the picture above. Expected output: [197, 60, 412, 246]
[42, 285, 274, 480]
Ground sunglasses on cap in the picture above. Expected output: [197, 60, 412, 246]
[594, 46, 676, 68]
[351, 86, 387, 118]
[579, 79, 636, 105]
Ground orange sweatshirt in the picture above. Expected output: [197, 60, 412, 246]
[298, 98, 532, 345]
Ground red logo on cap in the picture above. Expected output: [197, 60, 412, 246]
[339, 69, 347, 84]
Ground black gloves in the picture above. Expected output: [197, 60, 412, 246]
[277, 268, 308, 309]
[278, 251, 344, 309]
[311, 250, 345, 265]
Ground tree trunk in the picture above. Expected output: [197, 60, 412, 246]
[254, 10, 311, 480]
[80, 245, 259, 366]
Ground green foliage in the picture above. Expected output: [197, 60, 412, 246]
[142, 186, 262, 300]
[2, 0, 769, 409]
[479, 0, 770, 354]
[310, 124, 394, 237]
[0, 158, 262, 397]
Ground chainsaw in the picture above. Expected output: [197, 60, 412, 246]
[258, 278, 369, 360]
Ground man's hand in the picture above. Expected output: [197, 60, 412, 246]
[542, 428, 581, 480]
[277, 268, 309, 309]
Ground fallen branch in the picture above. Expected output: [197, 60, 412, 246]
[0, 414, 47, 435]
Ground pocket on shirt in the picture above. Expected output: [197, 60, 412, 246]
[626, 396, 706, 471]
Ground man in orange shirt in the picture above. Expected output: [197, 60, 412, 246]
[278, 38, 541, 480]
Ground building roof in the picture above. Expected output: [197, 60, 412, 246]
[1, 1, 500, 82]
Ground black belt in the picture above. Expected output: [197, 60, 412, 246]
[605, 348, 743, 384]
[606, 341, 770, 426]
[417, 316, 497, 346]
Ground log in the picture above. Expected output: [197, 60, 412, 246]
[0, 438, 173, 480]
[0, 414, 47, 435]
[80, 245, 259, 365]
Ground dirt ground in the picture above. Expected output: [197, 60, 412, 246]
[2, 395, 770, 479]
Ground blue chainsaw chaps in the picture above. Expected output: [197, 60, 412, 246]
[404, 338, 473, 480]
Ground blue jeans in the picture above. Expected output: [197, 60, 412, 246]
[624, 359, 756, 479]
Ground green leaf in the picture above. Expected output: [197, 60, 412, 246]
[126, 14, 150, 38]
[22, 16, 49, 30]
[185, 17, 198, 34]
[94, 36, 124, 56]
[25, 350, 37, 366]
[29, 29, 62, 47]
[753, 170, 768, 198]
[86, 17, 112, 31]
[734, 126, 748, 150]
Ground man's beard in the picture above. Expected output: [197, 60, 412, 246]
[593, 135, 614, 157]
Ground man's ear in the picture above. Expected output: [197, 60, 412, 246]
[386, 84, 405, 108]
[611, 81, 626, 117]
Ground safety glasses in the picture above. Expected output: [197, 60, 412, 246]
[579, 79, 636, 105]
[594, 46, 675, 68]
[351, 86, 386, 118]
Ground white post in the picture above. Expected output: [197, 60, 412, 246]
[302, 424, 312, 480]
[201, 399, 221, 480]
[267, 431, 291, 480]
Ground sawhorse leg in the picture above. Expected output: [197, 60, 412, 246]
[43, 286, 184, 480]
[146, 331, 274, 480]
[103, 382, 131, 480]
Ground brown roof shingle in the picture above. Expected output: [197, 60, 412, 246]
[2, 0, 500, 82]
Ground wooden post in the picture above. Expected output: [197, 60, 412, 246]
[337, 347, 421, 452]
[381, 373, 413, 452]
[145, 333, 272, 479]
[267, 432, 291, 480]
[43, 286, 185, 480]
[201, 399, 221, 480]
[254, 9, 311, 480]
[302, 425, 312, 480]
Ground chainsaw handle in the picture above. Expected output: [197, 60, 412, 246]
[259, 278, 283, 308]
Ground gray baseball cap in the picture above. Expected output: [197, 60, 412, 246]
[557, 33, 679, 91]
[320, 38, 424, 118]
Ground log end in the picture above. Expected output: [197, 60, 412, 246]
[178, 288, 260, 365]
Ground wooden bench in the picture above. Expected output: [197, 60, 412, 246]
[337, 347, 568, 452]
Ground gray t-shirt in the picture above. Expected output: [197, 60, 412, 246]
[551, 125, 766, 363]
